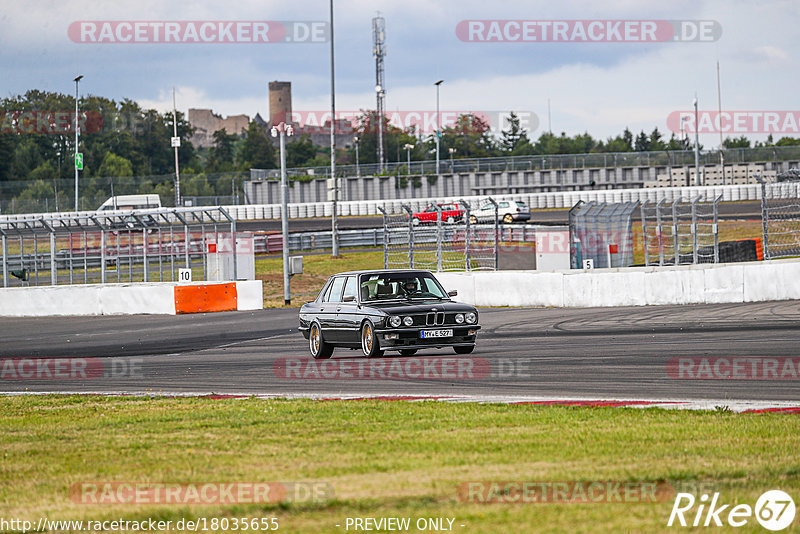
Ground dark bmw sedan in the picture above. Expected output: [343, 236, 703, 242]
[299, 270, 480, 359]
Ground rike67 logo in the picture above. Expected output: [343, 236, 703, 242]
[668, 490, 796, 531]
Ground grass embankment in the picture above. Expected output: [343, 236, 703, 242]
[1, 396, 798, 533]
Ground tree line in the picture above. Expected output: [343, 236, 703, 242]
[2, 90, 799, 212]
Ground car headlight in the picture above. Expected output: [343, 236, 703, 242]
[455, 313, 465, 324]
[403, 316, 414, 326]
[466, 312, 477, 324]
[388, 316, 401, 328]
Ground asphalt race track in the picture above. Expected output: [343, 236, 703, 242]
[2, 301, 799, 402]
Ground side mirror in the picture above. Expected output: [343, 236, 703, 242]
[447, 290, 458, 297]
[342, 295, 356, 302]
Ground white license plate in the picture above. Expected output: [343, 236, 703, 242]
[421, 329, 453, 338]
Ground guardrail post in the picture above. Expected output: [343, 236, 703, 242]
[488, 197, 499, 271]
[378, 206, 388, 269]
[757, 174, 770, 260]
[101, 229, 107, 284]
[460, 199, 471, 271]
[691, 196, 700, 264]
[640, 200, 649, 267]
[671, 197, 682, 265]
[403, 204, 414, 268]
[436, 204, 443, 272]
[655, 198, 666, 266]
[1, 234, 7, 287]
[142, 228, 148, 282]
[50, 231, 57, 285]
[713, 194, 721, 263]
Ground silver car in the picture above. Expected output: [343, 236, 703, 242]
[469, 200, 531, 224]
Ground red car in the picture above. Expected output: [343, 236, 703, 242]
[410, 203, 465, 225]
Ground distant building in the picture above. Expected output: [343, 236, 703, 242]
[188, 82, 358, 151]
[267, 80, 356, 148]
[188, 109, 250, 148]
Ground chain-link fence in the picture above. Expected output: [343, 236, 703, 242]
[759, 170, 800, 259]
[569, 201, 639, 269]
[380, 201, 499, 271]
[641, 195, 721, 266]
[0, 207, 240, 287]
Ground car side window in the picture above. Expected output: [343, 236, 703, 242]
[499, 201, 510, 208]
[324, 277, 346, 303]
[342, 276, 358, 302]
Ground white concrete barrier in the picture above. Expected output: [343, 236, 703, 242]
[0, 280, 263, 317]
[436, 259, 800, 308]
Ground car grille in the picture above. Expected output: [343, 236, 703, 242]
[426, 312, 445, 326]
[400, 313, 460, 326]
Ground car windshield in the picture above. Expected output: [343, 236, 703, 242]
[360, 272, 448, 301]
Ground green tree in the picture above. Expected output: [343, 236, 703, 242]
[206, 128, 238, 172]
[97, 152, 134, 177]
[236, 121, 275, 170]
[500, 112, 534, 155]
[286, 135, 317, 168]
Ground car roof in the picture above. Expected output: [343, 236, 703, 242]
[332, 269, 434, 276]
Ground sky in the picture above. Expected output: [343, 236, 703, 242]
[1, 0, 797, 148]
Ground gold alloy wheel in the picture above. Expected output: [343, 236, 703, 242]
[362, 323, 373, 355]
[310, 323, 321, 356]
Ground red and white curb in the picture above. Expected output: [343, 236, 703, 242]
[3, 391, 800, 413]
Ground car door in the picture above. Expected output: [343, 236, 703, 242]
[319, 276, 345, 340]
[335, 275, 360, 344]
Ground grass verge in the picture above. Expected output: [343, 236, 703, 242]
[1, 396, 798, 533]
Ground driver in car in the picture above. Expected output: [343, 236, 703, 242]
[402, 279, 419, 295]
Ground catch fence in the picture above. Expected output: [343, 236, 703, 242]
[380, 201, 501, 271]
[640, 195, 722, 266]
[760, 170, 800, 259]
[0, 207, 238, 288]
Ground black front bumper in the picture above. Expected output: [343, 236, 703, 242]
[375, 325, 480, 351]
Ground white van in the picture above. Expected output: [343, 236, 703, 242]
[97, 194, 161, 212]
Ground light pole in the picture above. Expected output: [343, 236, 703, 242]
[271, 122, 294, 305]
[73, 74, 83, 211]
[434, 80, 443, 175]
[448, 147, 456, 171]
[376, 85, 385, 173]
[693, 96, 701, 186]
[354, 136, 360, 177]
[403, 143, 414, 174]
[329, 0, 339, 257]
[172, 87, 181, 207]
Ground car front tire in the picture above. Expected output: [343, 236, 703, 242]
[469, 215, 477, 224]
[309, 322, 333, 359]
[454, 345, 475, 354]
[503, 214, 514, 224]
[412, 217, 420, 226]
[361, 320, 384, 358]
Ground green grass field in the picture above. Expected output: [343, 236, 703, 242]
[2, 396, 798, 533]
